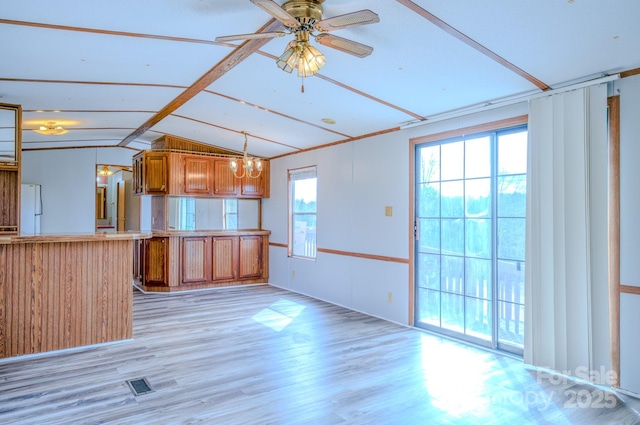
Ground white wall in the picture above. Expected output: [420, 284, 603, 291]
[616, 74, 640, 395]
[22, 147, 138, 234]
[264, 102, 528, 325]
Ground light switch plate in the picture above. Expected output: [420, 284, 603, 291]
[385, 206, 393, 217]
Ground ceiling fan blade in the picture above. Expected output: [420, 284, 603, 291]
[315, 34, 373, 58]
[314, 9, 379, 32]
[215, 31, 286, 42]
[250, 0, 300, 28]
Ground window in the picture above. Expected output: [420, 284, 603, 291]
[223, 199, 238, 230]
[414, 125, 527, 355]
[289, 166, 317, 258]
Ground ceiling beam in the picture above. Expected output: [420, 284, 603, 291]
[118, 19, 282, 147]
[396, 0, 551, 91]
[0, 19, 220, 46]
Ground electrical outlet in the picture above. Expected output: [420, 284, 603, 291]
[385, 206, 393, 217]
[291, 270, 295, 279]
[387, 292, 393, 303]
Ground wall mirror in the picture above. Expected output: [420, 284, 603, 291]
[167, 198, 260, 231]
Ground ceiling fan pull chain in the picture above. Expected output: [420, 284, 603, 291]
[301, 76, 305, 93]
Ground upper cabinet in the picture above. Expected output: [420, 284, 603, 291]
[182, 156, 213, 196]
[145, 152, 169, 194]
[0, 103, 21, 234]
[213, 158, 239, 196]
[133, 151, 269, 198]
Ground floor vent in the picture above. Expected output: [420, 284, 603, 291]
[126, 378, 154, 396]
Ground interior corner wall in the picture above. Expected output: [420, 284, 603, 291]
[616, 73, 640, 395]
[263, 102, 528, 326]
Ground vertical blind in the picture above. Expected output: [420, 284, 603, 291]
[524, 84, 610, 374]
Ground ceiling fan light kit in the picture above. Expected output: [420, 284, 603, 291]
[276, 32, 326, 77]
[216, 0, 378, 82]
[33, 122, 68, 136]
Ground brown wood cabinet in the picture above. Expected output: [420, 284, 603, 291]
[213, 158, 239, 196]
[0, 103, 21, 234]
[132, 154, 144, 195]
[240, 161, 270, 198]
[144, 237, 168, 286]
[134, 231, 269, 292]
[212, 236, 238, 281]
[181, 236, 211, 284]
[238, 235, 263, 279]
[145, 153, 169, 194]
[0, 170, 19, 233]
[133, 151, 269, 198]
[182, 156, 213, 196]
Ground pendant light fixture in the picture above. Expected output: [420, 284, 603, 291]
[230, 132, 263, 179]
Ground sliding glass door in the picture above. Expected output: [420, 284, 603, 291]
[414, 125, 527, 355]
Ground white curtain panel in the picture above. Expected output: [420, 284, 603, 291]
[524, 84, 610, 374]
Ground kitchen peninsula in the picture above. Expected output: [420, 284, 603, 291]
[133, 136, 271, 293]
[0, 102, 151, 359]
[0, 231, 150, 359]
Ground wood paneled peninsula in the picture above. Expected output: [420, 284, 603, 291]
[0, 231, 150, 359]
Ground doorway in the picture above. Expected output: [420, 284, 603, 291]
[413, 124, 527, 356]
[96, 166, 137, 232]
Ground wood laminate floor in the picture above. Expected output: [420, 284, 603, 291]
[1, 285, 639, 425]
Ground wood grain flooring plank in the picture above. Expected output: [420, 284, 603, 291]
[0, 285, 638, 424]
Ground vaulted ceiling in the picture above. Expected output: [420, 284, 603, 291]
[1, 0, 639, 159]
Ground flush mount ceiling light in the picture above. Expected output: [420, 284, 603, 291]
[33, 122, 68, 136]
[216, 0, 379, 90]
[230, 132, 263, 179]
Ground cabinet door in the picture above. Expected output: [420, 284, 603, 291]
[132, 155, 144, 195]
[133, 239, 144, 281]
[213, 159, 239, 196]
[183, 156, 212, 195]
[0, 170, 19, 233]
[145, 153, 168, 194]
[240, 161, 269, 198]
[0, 104, 20, 234]
[238, 235, 263, 279]
[211, 236, 238, 281]
[181, 236, 211, 284]
[144, 237, 167, 285]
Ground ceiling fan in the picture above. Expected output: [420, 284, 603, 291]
[215, 0, 379, 79]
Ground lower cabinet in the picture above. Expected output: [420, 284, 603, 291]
[238, 235, 263, 279]
[135, 232, 269, 292]
[181, 236, 211, 284]
[211, 236, 238, 281]
[141, 237, 168, 286]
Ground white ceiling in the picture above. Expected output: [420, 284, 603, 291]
[1, 0, 638, 158]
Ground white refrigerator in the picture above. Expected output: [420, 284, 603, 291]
[21, 184, 42, 234]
